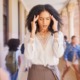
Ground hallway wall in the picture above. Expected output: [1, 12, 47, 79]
[61, 0, 80, 43]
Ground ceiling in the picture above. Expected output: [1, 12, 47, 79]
[20, 0, 72, 12]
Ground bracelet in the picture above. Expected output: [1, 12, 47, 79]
[53, 31, 58, 33]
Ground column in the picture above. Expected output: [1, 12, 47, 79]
[60, 7, 68, 34]
[8, 0, 18, 39]
[19, 2, 25, 43]
[0, 0, 4, 67]
[61, 7, 67, 17]
[78, 0, 80, 43]
[67, 2, 75, 39]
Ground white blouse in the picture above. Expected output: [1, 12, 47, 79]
[24, 31, 64, 68]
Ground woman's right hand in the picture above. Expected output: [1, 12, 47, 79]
[31, 15, 39, 33]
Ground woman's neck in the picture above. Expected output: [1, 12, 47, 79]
[39, 29, 49, 35]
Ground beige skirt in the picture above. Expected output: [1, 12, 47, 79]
[27, 65, 56, 80]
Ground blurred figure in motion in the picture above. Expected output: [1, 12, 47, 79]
[5, 38, 21, 80]
[17, 43, 28, 80]
[64, 35, 69, 50]
[62, 36, 80, 80]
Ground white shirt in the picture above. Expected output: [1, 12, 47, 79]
[24, 31, 64, 68]
[15, 50, 21, 68]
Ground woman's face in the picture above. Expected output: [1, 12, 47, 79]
[38, 10, 51, 31]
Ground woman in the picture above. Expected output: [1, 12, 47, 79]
[24, 4, 64, 80]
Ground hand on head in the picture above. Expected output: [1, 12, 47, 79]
[31, 15, 39, 33]
[50, 15, 58, 31]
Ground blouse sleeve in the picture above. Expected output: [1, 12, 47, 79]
[24, 32, 36, 68]
[52, 31, 64, 58]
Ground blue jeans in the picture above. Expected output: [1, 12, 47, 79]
[11, 70, 18, 80]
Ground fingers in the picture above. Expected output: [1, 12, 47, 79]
[33, 15, 39, 22]
[50, 15, 58, 30]
[50, 15, 58, 23]
[31, 15, 39, 32]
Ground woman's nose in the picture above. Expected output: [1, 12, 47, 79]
[43, 19, 47, 24]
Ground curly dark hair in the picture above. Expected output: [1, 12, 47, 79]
[7, 38, 20, 51]
[26, 4, 62, 33]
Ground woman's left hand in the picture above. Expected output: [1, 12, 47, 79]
[50, 15, 58, 31]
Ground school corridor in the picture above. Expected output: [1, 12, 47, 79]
[0, 0, 80, 80]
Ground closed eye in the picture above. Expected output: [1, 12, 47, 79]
[46, 18, 50, 20]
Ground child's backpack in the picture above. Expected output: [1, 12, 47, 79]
[5, 51, 18, 75]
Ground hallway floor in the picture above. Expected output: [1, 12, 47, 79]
[59, 58, 77, 80]
[0, 46, 78, 80]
